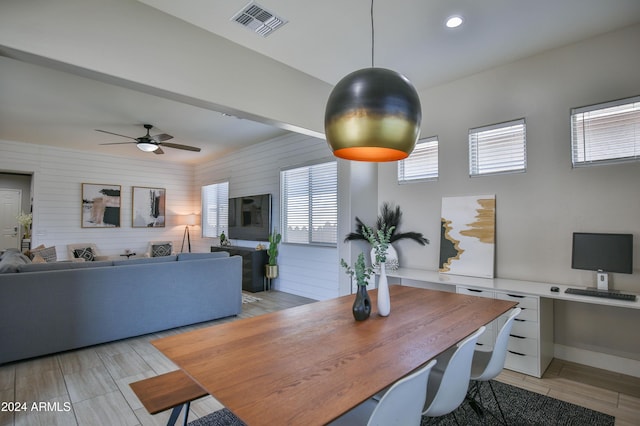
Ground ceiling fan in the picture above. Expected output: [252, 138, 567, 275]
[96, 124, 201, 154]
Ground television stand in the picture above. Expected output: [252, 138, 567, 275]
[211, 246, 267, 292]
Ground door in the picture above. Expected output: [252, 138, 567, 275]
[0, 188, 22, 250]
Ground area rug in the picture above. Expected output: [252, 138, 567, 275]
[241, 293, 261, 304]
[187, 380, 614, 425]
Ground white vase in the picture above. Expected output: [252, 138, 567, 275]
[370, 244, 399, 270]
[377, 262, 391, 317]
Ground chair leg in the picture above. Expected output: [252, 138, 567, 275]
[487, 381, 508, 425]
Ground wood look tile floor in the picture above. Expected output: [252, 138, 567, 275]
[1, 290, 638, 426]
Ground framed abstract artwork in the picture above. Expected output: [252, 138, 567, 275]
[132, 186, 166, 228]
[81, 183, 121, 228]
[439, 194, 496, 278]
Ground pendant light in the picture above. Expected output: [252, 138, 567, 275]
[324, 0, 421, 162]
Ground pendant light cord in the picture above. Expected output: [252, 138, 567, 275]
[371, 0, 375, 68]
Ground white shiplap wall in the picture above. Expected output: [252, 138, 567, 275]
[195, 133, 339, 301]
[0, 139, 197, 259]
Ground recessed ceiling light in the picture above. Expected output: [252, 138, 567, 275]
[446, 15, 463, 28]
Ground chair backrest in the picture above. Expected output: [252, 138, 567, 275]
[472, 307, 522, 382]
[422, 326, 486, 417]
[368, 359, 437, 426]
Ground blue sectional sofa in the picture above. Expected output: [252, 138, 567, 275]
[0, 251, 242, 364]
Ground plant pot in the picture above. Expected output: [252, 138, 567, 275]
[265, 264, 279, 279]
[370, 243, 399, 270]
[352, 285, 372, 321]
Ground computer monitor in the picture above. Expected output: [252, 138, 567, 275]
[571, 232, 633, 290]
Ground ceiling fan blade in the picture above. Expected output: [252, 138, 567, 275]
[95, 129, 137, 140]
[99, 142, 137, 146]
[153, 133, 173, 142]
[153, 147, 165, 155]
[159, 142, 201, 152]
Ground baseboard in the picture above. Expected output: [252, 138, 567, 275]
[554, 344, 640, 378]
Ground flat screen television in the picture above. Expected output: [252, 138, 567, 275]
[228, 193, 272, 241]
[571, 232, 633, 274]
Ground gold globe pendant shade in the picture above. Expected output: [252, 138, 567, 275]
[324, 68, 422, 162]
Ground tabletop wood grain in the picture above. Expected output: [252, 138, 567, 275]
[153, 286, 516, 426]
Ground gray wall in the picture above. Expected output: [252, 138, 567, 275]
[377, 24, 640, 360]
[0, 172, 32, 215]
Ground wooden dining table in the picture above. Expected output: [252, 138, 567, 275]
[153, 285, 516, 426]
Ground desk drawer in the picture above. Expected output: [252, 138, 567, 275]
[507, 335, 538, 356]
[496, 292, 538, 310]
[457, 286, 495, 299]
[499, 317, 538, 339]
[505, 351, 539, 377]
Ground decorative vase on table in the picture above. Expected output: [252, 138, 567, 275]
[377, 262, 390, 317]
[352, 284, 372, 321]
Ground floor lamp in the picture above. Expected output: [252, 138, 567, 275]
[181, 214, 198, 253]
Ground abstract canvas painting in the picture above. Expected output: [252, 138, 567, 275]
[132, 186, 166, 227]
[439, 194, 496, 278]
[81, 183, 121, 228]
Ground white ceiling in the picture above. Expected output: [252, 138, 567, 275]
[2, 0, 640, 164]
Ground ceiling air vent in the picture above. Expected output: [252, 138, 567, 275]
[231, 1, 287, 37]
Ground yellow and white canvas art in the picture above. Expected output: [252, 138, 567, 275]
[439, 195, 496, 278]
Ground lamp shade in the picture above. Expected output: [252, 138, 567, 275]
[324, 68, 422, 162]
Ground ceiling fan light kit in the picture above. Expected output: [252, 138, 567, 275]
[136, 142, 159, 152]
[324, 0, 422, 162]
[96, 124, 201, 155]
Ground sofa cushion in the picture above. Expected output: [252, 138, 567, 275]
[112, 255, 178, 266]
[0, 251, 31, 273]
[17, 259, 113, 273]
[31, 245, 57, 262]
[73, 247, 95, 261]
[177, 252, 230, 261]
[151, 243, 172, 257]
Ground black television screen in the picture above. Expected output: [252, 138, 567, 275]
[228, 194, 272, 241]
[571, 232, 633, 274]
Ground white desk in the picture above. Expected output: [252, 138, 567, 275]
[383, 268, 639, 378]
[386, 268, 640, 310]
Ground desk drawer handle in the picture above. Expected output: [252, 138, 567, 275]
[514, 318, 526, 322]
[507, 293, 525, 298]
[508, 350, 526, 357]
[510, 334, 526, 340]
[468, 289, 483, 293]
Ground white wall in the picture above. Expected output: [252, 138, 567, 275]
[194, 133, 339, 301]
[377, 24, 640, 361]
[0, 139, 197, 258]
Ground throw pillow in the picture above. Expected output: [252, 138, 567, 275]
[73, 247, 95, 261]
[151, 243, 172, 257]
[32, 253, 46, 264]
[31, 245, 57, 263]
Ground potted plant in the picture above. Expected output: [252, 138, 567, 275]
[344, 202, 429, 269]
[265, 230, 281, 279]
[340, 252, 374, 320]
[16, 212, 32, 240]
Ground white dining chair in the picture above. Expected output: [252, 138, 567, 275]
[329, 359, 437, 426]
[422, 326, 486, 420]
[468, 307, 522, 424]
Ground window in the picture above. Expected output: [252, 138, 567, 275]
[571, 96, 640, 167]
[469, 118, 526, 176]
[201, 181, 229, 238]
[398, 136, 439, 183]
[281, 161, 337, 245]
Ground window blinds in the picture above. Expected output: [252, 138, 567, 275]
[398, 136, 439, 183]
[571, 96, 640, 167]
[201, 181, 229, 238]
[469, 118, 526, 176]
[281, 161, 337, 245]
